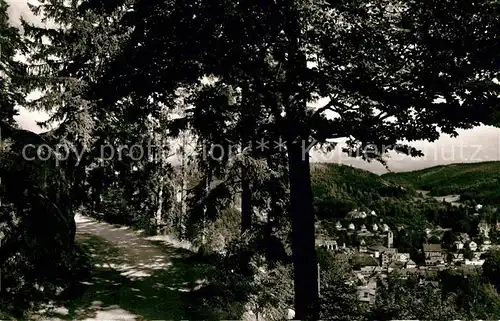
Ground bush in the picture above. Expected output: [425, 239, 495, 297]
[0, 141, 83, 317]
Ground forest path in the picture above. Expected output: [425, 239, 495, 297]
[33, 214, 209, 321]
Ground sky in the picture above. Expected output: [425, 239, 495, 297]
[6, 0, 500, 174]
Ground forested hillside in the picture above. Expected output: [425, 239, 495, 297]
[383, 161, 500, 205]
[312, 163, 413, 218]
[1, 0, 500, 319]
[311, 163, 489, 253]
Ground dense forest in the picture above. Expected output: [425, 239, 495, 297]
[1, 0, 500, 319]
[383, 161, 500, 205]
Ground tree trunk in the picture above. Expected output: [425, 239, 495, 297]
[240, 84, 253, 234]
[178, 106, 188, 239]
[156, 176, 164, 234]
[155, 131, 165, 234]
[93, 168, 103, 215]
[179, 132, 187, 238]
[202, 170, 211, 245]
[287, 141, 319, 320]
[265, 153, 280, 265]
[282, 1, 320, 317]
[241, 173, 252, 233]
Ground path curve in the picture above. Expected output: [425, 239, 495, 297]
[35, 214, 205, 321]
[75, 214, 176, 281]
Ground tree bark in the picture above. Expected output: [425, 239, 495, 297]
[287, 140, 319, 320]
[202, 169, 212, 245]
[265, 152, 281, 265]
[156, 176, 164, 233]
[179, 134, 187, 239]
[282, 2, 319, 317]
[155, 131, 165, 234]
[240, 84, 253, 234]
[241, 173, 252, 233]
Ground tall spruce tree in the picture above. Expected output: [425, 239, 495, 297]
[0, 1, 91, 316]
[0, 0, 24, 127]
[22, 0, 178, 233]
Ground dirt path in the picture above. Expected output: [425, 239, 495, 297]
[34, 214, 210, 321]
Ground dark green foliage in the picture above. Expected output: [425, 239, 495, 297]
[367, 268, 500, 320]
[441, 269, 500, 319]
[312, 163, 412, 219]
[371, 275, 462, 320]
[0, 0, 102, 315]
[462, 246, 474, 260]
[197, 235, 294, 320]
[0, 131, 87, 317]
[483, 248, 500, 292]
[0, 0, 25, 127]
[317, 248, 366, 321]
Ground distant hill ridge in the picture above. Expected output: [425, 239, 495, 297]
[381, 161, 500, 205]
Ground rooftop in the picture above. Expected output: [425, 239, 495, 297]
[352, 254, 379, 268]
[368, 244, 387, 252]
[423, 243, 442, 252]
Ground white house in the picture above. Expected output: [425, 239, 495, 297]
[348, 223, 355, 231]
[454, 241, 464, 250]
[372, 223, 379, 232]
[478, 220, 491, 238]
[468, 241, 478, 252]
[482, 239, 492, 251]
[452, 253, 464, 262]
[465, 259, 484, 266]
[382, 224, 390, 232]
[406, 260, 417, 269]
[395, 253, 410, 263]
[370, 210, 377, 216]
[348, 209, 360, 218]
[476, 204, 483, 210]
[336, 221, 343, 230]
[359, 239, 367, 252]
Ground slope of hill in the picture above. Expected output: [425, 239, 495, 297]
[311, 163, 417, 221]
[310, 163, 486, 248]
[311, 163, 412, 202]
[381, 161, 500, 205]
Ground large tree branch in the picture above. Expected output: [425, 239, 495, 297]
[311, 94, 341, 118]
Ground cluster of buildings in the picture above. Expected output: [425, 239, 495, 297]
[316, 209, 499, 306]
[335, 209, 392, 236]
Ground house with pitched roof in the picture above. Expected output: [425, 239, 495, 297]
[351, 254, 381, 275]
[357, 279, 377, 306]
[423, 243, 444, 266]
[367, 244, 387, 259]
[406, 259, 417, 269]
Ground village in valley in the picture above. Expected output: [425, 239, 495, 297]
[316, 203, 500, 306]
